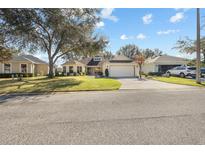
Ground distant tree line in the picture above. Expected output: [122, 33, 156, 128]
[116, 44, 163, 59]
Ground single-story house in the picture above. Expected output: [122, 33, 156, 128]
[104, 55, 139, 77]
[62, 55, 139, 77]
[62, 60, 86, 75]
[142, 55, 188, 74]
[0, 54, 49, 76]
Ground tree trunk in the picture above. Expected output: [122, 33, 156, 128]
[139, 65, 142, 79]
[203, 52, 205, 64]
[48, 58, 54, 78]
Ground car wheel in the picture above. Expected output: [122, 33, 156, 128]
[180, 72, 185, 78]
[167, 72, 171, 77]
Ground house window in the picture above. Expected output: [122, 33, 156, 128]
[93, 57, 102, 61]
[63, 66, 66, 73]
[21, 64, 27, 73]
[4, 63, 11, 73]
[77, 66, 82, 73]
[69, 66, 73, 73]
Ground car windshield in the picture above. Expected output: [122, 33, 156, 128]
[172, 67, 178, 70]
[187, 67, 196, 70]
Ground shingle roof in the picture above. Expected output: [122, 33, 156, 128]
[11, 55, 29, 62]
[11, 54, 48, 64]
[145, 55, 187, 64]
[80, 57, 106, 67]
[62, 60, 85, 66]
[23, 55, 48, 64]
[109, 55, 133, 63]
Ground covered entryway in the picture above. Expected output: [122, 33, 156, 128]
[109, 65, 135, 77]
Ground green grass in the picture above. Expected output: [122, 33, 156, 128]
[152, 76, 205, 87]
[0, 76, 121, 94]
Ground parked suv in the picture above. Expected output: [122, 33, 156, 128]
[166, 66, 196, 78]
[201, 68, 205, 77]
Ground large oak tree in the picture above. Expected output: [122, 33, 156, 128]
[0, 9, 107, 77]
[116, 44, 163, 59]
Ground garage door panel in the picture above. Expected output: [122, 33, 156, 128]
[110, 66, 134, 77]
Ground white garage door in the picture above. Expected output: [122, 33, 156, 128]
[110, 65, 134, 77]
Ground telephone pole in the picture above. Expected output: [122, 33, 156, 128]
[196, 8, 201, 84]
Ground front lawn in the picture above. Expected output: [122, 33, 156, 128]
[152, 76, 205, 87]
[0, 76, 121, 93]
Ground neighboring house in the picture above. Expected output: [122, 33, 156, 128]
[142, 55, 188, 74]
[62, 55, 139, 77]
[81, 56, 106, 76]
[55, 66, 63, 74]
[0, 54, 49, 76]
[62, 60, 86, 75]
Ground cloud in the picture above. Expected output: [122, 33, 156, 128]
[142, 14, 153, 24]
[157, 29, 180, 35]
[100, 8, 118, 22]
[96, 21, 104, 28]
[174, 8, 191, 12]
[120, 33, 147, 40]
[120, 34, 128, 40]
[170, 12, 184, 23]
[136, 33, 146, 40]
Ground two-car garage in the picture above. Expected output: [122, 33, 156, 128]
[109, 65, 135, 77]
[105, 55, 139, 78]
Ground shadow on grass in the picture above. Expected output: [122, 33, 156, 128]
[0, 78, 83, 104]
[0, 79, 17, 86]
[31, 78, 83, 92]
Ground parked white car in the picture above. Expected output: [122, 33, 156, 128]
[166, 66, 196, 78]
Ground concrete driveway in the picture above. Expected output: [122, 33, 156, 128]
[118, 78, 198, 90]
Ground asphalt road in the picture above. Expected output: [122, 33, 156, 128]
[0, 88, 205, 144]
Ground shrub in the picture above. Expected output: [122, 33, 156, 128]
[80, 72, 85, 76]
[141, 72, 148, 77]
[0, 73, 33, 78]
[98, 72, 103, 76]
[55, 72, 64, 77]
[105, 69, 109, 77]
[148, 72, 164, 76]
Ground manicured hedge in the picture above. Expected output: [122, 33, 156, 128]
[55, 72, 86, 77]
[0, 73, 34, 78]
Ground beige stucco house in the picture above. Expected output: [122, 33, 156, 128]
[62, 60, 86, 75]
[62, 54, 189, 77]
[0, 54, 49, 76]
[143, 55, 188, 74]
[62, 55, 139, 77]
